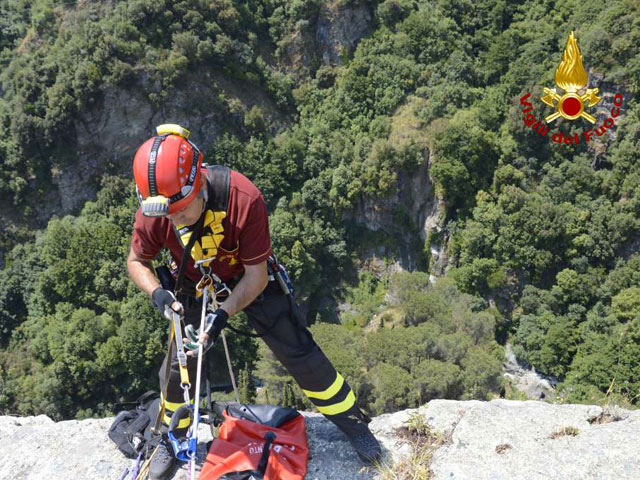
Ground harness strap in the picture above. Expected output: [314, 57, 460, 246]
[205, 165, 230, 211]
[172, 312, 190, 389]
[174, 211, 205, 298]
[152, 320, 176, 434]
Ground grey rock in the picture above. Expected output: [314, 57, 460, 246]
[503, 343, 557, 401]
[0, 412, 377, 480]
[281, 0, 373, 78]
[343, 154, 435, 273]
[3, 400, 637, 480]
[32, 69, 289, 224]
[422, 399, 640, 480]
[315, 2, 373, 66]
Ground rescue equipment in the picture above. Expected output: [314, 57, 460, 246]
[108, 392, 159, 459]
[163, 267, 244, 479]
[176, 209, 227, 269]
[199, 404, 309, 480]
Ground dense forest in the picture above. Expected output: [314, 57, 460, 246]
[1, 0, 640, 420]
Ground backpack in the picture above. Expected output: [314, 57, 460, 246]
[200, 403, 309, 480]
[108, 391, 160, 459]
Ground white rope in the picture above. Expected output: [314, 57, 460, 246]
[190, 285, 209, 479]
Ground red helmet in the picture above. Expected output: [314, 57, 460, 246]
[133, 125, 203, 216]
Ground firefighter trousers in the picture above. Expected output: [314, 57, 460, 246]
[160, 279, 363, 436]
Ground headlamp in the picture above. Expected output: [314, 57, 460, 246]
[141, 195, 170, 217]
[156, 124, 190, 139]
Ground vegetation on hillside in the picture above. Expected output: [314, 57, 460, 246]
[1, 0, 640, 419]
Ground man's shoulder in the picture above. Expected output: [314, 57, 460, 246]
[228, 169, 263, 202]
[203, 166, 262, 200]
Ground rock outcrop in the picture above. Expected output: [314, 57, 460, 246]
[37, 70, 290, 224]
[502, 343, 557, 401]
[280, 0, 373, 79]
[1, 399, 638, 480]
[376, 399, 640, 480]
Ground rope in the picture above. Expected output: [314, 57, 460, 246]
[189, 283, 210, 479]
[221, 330, 240, 403]
[134, 444, 159, 480]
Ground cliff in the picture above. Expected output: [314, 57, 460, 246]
[1, 399, 638, 480]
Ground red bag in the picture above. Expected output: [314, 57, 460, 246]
[200, 404, 309, 480]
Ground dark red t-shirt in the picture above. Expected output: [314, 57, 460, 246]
[131, 169, 271, 283]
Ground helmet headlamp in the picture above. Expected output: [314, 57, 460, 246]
[141, 195, 171, 217]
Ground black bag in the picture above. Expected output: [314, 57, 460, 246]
[108, 391, 159, 459]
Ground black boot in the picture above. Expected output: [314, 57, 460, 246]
[328, 409, 382, 465]
[149, 436, 178, 480]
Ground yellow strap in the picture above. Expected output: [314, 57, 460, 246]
[303, 373, 345, 400]
[178, 362, 190, 386]
[164, 414, 191, 429]
[154, 323, 176, 433]
[163, 399, 187, 412]
[171, 315, 190, 388]
[316, 391, 356, 416]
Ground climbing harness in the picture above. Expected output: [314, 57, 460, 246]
[176, 210, 227, 270]
[166, 265, 241, 479]
[169, 306, 192, 408]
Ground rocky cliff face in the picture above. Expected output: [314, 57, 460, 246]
[280, 0, 373, 79]
[35, 70, 290, 224]
[1, 399, 637, 480]
[36, 0, 376, 225]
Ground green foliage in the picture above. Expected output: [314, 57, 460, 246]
[429, 110, 500, 213]
[3, 0, 640, 419]
[0, 0, 288, 202]
[341, 270, 387, 327]
[256, 273, 502, 416]
[238, 365, 256, 403]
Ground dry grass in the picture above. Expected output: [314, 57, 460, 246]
[376, 413, 446, 480]
[495, 443, 512, 454]
[548, 426, 580, 439]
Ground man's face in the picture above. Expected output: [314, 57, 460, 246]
[167, 194, 204, 226]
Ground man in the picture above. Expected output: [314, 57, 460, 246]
[127, 125, 381, 479]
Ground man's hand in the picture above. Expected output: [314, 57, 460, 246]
[151, 287, 184, 319]
[185, 308, 229, 357]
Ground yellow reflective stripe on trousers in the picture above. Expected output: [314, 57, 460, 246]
[302, 373, 345, 400]
[164, 414, 190, 429]
[163, 399, 187, 412]
[315, 390, 356, 416]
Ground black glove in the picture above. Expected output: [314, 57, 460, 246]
[185, 308, 229, 356]
[204, 308, 229, 342]
[151, 287, 178, 318]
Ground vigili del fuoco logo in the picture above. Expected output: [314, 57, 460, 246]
[519, 31, 624, 146]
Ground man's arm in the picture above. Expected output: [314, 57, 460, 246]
[191, 261, 268, 352]
[127, 248, 183, 314]
[127, 248, 162, 296]
[219, 261, 269, 316]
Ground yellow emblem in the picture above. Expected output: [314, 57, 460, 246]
[541, 31, 601, 124]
